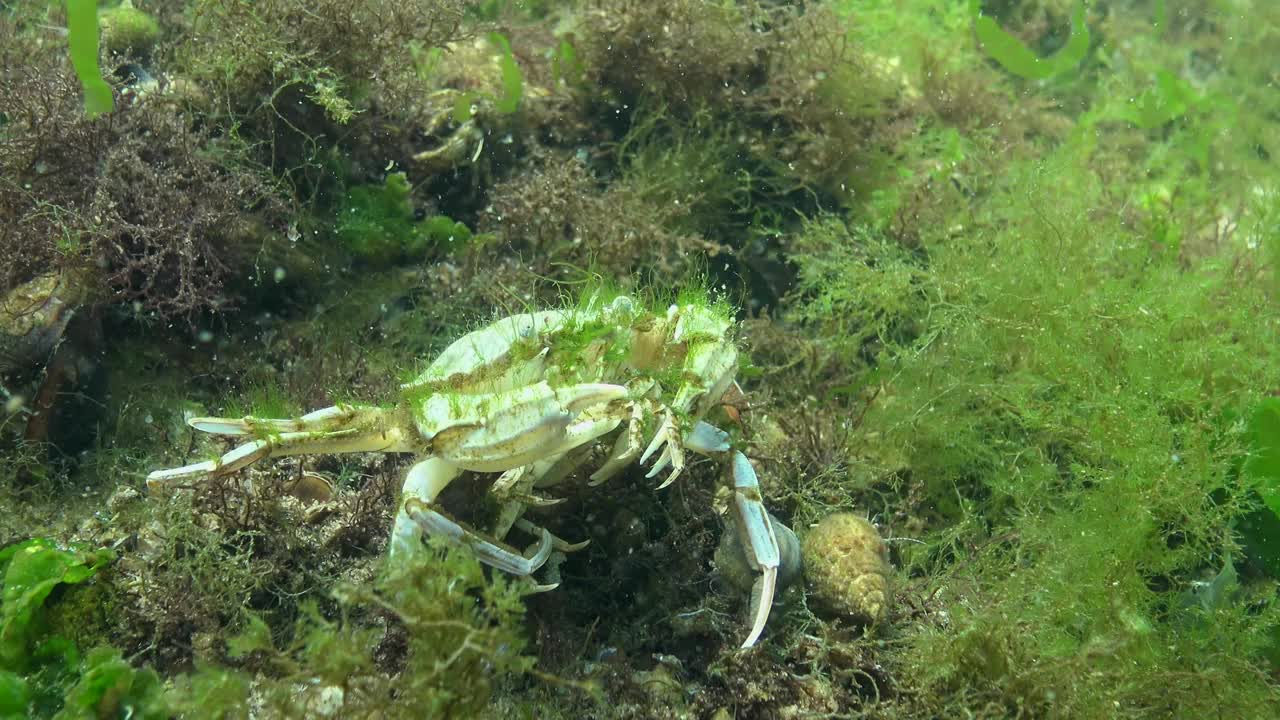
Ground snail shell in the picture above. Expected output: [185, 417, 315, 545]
[801, 513, 891, 623]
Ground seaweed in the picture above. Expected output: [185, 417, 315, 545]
[0, 539, 166, 719]
[336, 172, 478, 264]
[452, 33, 524, 121]
[0, 539, 114, 671]
[64, 0, 112, 118]
[4, 0, 1280, 717]
[56, 647, 167, 720]
[0, 20, 286, 322]
[166, 541, 535, 719]
[1244, 399, 1280, 518]
[971, 0, 1090, 80]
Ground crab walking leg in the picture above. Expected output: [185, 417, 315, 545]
[491, 451, 596, 542]
[396, 404, 628, 577]
[490, 409, 628, 506]
[512, 518, 590, 552]
[640, 337, 739, 489]
[640, 411, 686, 489]
[589, 402, 645, 486]
[146, 422, 417, 489]
[425, 382, 628, 472]
[730, 450, 781, 648]
[394, 457, 556, 578]
[489, 414, 625, 548]
[184, 404, 377, 437]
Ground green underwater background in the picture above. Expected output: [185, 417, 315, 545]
[3, 0, 1280, 717]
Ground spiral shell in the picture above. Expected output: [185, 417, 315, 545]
[802, 513, 891, 623]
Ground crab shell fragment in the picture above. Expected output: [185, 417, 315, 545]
[148, 293, 785, 647]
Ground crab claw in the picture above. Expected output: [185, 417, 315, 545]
[426, 382, 628, 472]
[730, 450, 780, 648]
[405, 497, 555, 576]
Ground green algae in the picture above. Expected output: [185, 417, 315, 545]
[98, 1, 161, 56]
[56, 647, 167, 720]
[784, 142, 1280, 715]
[0, 541, 114, 669]
[336, 172, 478, 264]
[64, 0, 112, 117]
[0, 540, 158, 718]
[971, 0, 1090, 80]
[166, 541, 534, 719]
[1246, 399, 1280, 517]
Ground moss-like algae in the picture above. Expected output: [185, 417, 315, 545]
[336, 172, 478, 264]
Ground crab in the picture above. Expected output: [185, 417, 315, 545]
[146, 293, 782, 647]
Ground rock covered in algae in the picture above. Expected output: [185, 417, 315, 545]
[802, 513, 891, 623]
[0, 273, 81, 374]
[99, 1, 162, 56]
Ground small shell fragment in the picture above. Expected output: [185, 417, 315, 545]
[802, 513, 891, 623]
[283, 471, 334, 504]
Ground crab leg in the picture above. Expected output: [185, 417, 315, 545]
[730, 450, 780, 648]
[394, 386, 630, 582]
[512, 518, 590, 552]
[489, 415, 624, 546]
[146, 417, 416, 489]
[589, 402, 645, 486]
[394, 457, 556, 581]
[640, 411, 686, 489]
[183, 403, 374, 436]
[425, 382, 627, 472]
[670, 421, 780, 648]
[639, 337, 739, 489]
[395, 406, 622, 580]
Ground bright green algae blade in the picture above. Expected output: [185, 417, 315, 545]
[66, 0, 114, 117]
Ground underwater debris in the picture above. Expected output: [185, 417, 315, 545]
[802, 513, 891, 624]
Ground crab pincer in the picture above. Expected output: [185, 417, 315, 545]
[729, 451, 781, 648]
